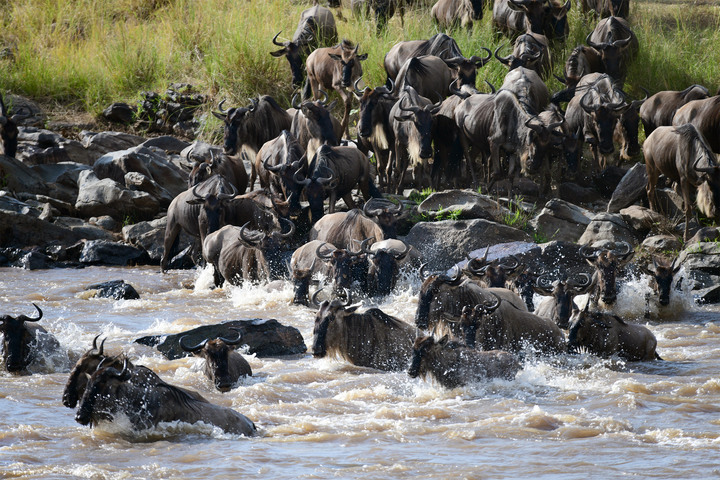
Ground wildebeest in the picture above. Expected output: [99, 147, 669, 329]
[253, 130, 305, 212]
[362, 238, 415, 297]
[351, 0, 404, 34]
[309, 209, 386, 249]
[180, 329, 252, 392]
[290, 92, 342, 161]
[202, 219, 294, 286]
[492, 0, 571, 40]
[494, 32, 551, 79]
[295, 143, 382, 221]
[586, 16, 639, 86]
[75, 359, 257, 435]
[557, 45, 604, 89]
[640, 84, 709, 136]
[453, 85, 498, 184]
[383, 33, 464, 83]
[460, 294, 566, 353]
[270, 5, 338, 88]
[533, 272, 592, 328]
[642, 256, 681, 307]
[415, 266, 529, 337]
[672, 95, 720, 154]
[464, 253, 521, 289]
[305, 39, 368, 137]
[644, 124, 720, 241]
[212, 96, 292, 157]
[389, 86, 443, 194]
[614, 90, 647, 161]
[580, 241, 633, 307]
[188, 148, 249, 195]
[500, 66, 549, 113]
[0, 92, 19, 158]
[408, 335, 520, 388]
[362, 197, 404, 239]
[312, 292, 420, 371]
[395, 55, 456, 102]
[431, 0, 484, 30]
[580, 0, 629, 19]
[62, 335, 125, 409]
[1, 303, 63, 374]
[567, 304, 660, 361]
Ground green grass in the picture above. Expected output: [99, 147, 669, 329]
[1, 0, 718, 137]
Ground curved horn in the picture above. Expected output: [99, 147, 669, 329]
[279, 217, 296, 238]
[219, 328, 244, 346]
[263, 155, 284, 172]
[272, 31, 285, 47]
[446, 264, 462, 283]
[580, 245, 599, 259]
[363, 200, 380, 217]
[472, 47, 493, 66]
[494, 45, 513, 66]
[294, 168, 311, 186]
[419, 262, 431, 280]
[485, 80, 496, 94]
[387, 77, 395, 94]
[569, 272, 591, 290]
[217, 99, 229, 115]
[316, 169, 335, 185]
[353, 77, 367, 96]
[536, 272, 557, 290]
[26, 303, 43, 322]
[179, 335, 208, 353]
[398, 97, 420, 114]
[291, 93, 303, 110]
[248, 97, 258, 112]
[216, 182, 238, 201]
[586, 33, 604, 50]
[392, 242, 410, 259]
[316, 242, 335, 260]
[614, 241, 632, 257]
[340, 288, 352, 306]
[311, 287, 324, 307]
[240, 221, 265, 246]
[479, 293, 501, 313]
[500, 255, 520, 271]
[580, 91, 600, 113]
[318, 88, 329, 106]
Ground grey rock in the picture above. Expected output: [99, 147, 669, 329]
[85, 280, 140, 300]
[0, 210, 87, 248]
[134, 318, 307, 360]
[688, 227, 720, 244]
[405, 219, 532, 271]
[17, 127, 94, 165]
[124, 171, 174, 208]
[607, 163, 648, 213]
[641, 235, 682, 254]
[578, 212, 637, 247]
[79, 240, 148, 266]
[75, 170, 160, 220]
[619, 205, 665, 237]
[89, 215, 119, 232]
[417, 189, 506, 221]
[140, 136, 191, 154]
[559, 182, 602, 205]
[53, 217, 116, 241]
[594, 165, 628, 198]
[102, 103, 136, 124]
[80, 130, 147, 159]
[16, 193, 76, 217]
[0, 192, 37, 216]
[18, 250, 52, 270]
[0, 154, 48, 195]
[530, 199, 592, 243]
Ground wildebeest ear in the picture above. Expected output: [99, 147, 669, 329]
[328, 53, 343, 61]
[394, 115, 413, 123]
[270, 49, 287, 57]
[212, 111, 226, 121]
[346, 305, 361, 314]
[357, 53, 368, 61]
[186, 198, 205, 205]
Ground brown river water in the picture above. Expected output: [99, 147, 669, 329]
[1, 264, 719, 479]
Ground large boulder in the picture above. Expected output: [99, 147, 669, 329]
[75, 170, 160, 220]
[85, 280, 140, 300]
[0, 155, 48, 195]
[619, 205, 665, 238]
[79, 239, 149, 266]
[558, 182, 603, 206]
[641, 235, 682, 255]
[405, 219, 532, 271]
[80, 130, 147, 160]
[607, 163, 648, 213]
[134, 318, 307, 360]
[0, 209, 87, 248]
[529, 199, 592, 243]
[124, 172, 174, 208]
[123, 217, 193, 263]
[30, 162, 92, 203]
[93, 145, 188, 198]
[16, 127, 94, 166]
[140, 136, 191, 154]
[677, 242, 720, 304]
[416, 189, 507, 221]
[578, 212, 638, 248]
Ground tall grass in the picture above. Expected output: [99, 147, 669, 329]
[0, 0, 718, 132]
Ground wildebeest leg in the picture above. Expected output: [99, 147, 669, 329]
[681, 181, 693, 241]
[340, 91, 351, 140]
[328, 191, 339, 213]
[161, 223, 183, 272]
[342, 193, 356, 211]
[645, 160, 659, 214]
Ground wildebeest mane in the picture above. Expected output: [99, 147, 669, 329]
[680, 84, 709, 99]
[407, 57, 431, 77]
[254, 95, 290, 135]
[676, 123, 715, 168]
[323, 209, 366, 249]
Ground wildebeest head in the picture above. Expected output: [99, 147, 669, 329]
[212, 100, 253, 155]
[0, 92, 19, 158]
[363, 237, 410, 297]
[75, 358, 132, 426]
[643, 257, 680, 307]
[581, 242, 633, 305]
[294, 148, 337, 222]
[523, 114, 566, 174]
[311, 290, 359, 357]
[315, 242, 365, 291]
[459, 295, 502, 348]
[688, 125, 720, 221]
[466, 254, 521, 288]
[567, 303, 622, 354]
[415, 264, 463, 329]
[394, 95, 443, 160]
[534, 272, 592, 328]
[292, 91, 339, 146]
[354, 79, 396, 139]
[63, 334, 110, 408]
[212, 96, 289, 156]
[1, 303, 43, 374]
[585, 33, 633, 84]
[328, 40, 368, 88]
[407, 335, 436, 379]
[544, 0, 571, 41]
[270, 31, 306, 88]
[239, 218, 296, 279]
[580, 88, 627, 155]
[180, 329, 245, 392]
[187, 182, 238, 237]
[507, 0, 548, 34]
[363, 198, 403, 239]
[495, 35, 544, 73]
[615, 89, 648, 160]
[443, 49, 492, 88]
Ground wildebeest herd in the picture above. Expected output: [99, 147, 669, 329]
[1, 0, 718, 438]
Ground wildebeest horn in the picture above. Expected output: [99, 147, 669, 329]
[316, 169, 334, 185]
[398, 97, 420, 114]
[363, 200, 380, 217]
[217, 99, 229, 115]
[91, 334, 106, 356]
[217, 182, 238, 201]
[536, 272, 557, 290]
[291, 93, 302, 110]
[392, 242, 410, 259]
[218, 328, 244, 346]
[500, 255, 520, 271]
[613, 241, 632, 257]
[311, 287, 324, 307]
[585, 33, 605, 50]
[525, 116, 544, 133]
[479, 293, 501, 313]
[28, 303, 42, 322]
[484, 80, 496, 94]
[358, 237, 375, 255]
[446, 264, 462, 283]
[240, 221, 265, 246]
[279, 218, 296, 238]
[472, 47, 493, 66]
[569, 272, 591, 290]
[386, 77, 395, 94]
[293, 168, 311, 186]
[554, 74, 568, 86]
[580, 91, 600, 113]
[611, 37, 632, 49]
[263, 156, 284, 172]
[353, 77, 367, 96]
[191, 184, 203, 201]
[631, 87, 650, 109]
[179, 335, 209, 353]
[494, 45, 513, 66]
[318, 89, 329, 106]
[340, 288, 352, 306]
[580, 245, 599, 259]
[248, 97, 258, 112]
[419, 262, 431, 279]
[272, 31, 285, 47]
[449, 79, 465, 98]
[316, 242, 335, 260]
